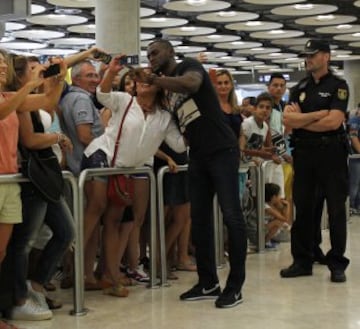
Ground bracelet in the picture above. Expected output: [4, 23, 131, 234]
[57, 133, 65, 143]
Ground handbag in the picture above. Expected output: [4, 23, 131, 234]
[20, 112, 64, 203]
[107, 97, 134, 207]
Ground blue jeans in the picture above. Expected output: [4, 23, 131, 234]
[10, 183, 75, 300]
[189, 148, 247, 291]
[349, 158, 360, 209]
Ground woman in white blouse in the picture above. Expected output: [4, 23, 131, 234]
[82, 55, 185, 297]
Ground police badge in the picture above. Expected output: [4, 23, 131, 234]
[299, 92, 306, 103]
[337, 89, 348, 100]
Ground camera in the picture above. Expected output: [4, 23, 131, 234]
[93, 50, 112, 64]
[119, 55, 139, 66]
[43, 64, 60, 78]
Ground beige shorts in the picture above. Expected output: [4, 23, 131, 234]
[0, 183, 22, 224]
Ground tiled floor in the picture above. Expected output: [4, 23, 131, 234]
[7, 217, 360, 329]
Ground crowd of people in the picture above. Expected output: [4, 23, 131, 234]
[0, 38, 354, 328]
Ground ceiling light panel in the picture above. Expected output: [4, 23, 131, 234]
[141, 17, 188, 28]
[33, 48, 80, 56]
[190, 35, 241, 43]
[27, 14, 88, 26]
[316, 25, 360, 34]
[161, 26, 216, 36]
[271, 4, 337, 16]
[214, 41, 263, 50]
[0, 41, 47, 50]
[67, 24, 96, 34]
[226, 21, 283, 32]
[244, 0, 306, 4]
[250, 30, 304, 39]
[295, 15, 357, 26]
[47, 0, 95, 8]
[11, 29, 65, 40]
[49, 37, 95, 47]
[197, 11, 259, 23]
[163, 1, 230, 12]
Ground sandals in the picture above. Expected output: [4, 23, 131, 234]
[103, 284, 129, 298]
[46, 297, 63, 310]
[0, 320, 18, 329]
[176, 262, 197, 272]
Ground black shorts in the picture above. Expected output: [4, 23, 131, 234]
[81, 149, 109, 182]
[163, 171, 189, 206]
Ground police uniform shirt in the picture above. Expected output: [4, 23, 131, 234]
[290, 72, 349, 139]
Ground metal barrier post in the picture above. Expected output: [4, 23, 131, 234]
[213, 194, 221, 268]
[78, 167, 158, 300]
[257, 163, 266, 252]
[156, 165, 188, 286]
[0, 172, 86, 316]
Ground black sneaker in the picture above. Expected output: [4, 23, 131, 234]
[330, 269, 346, 283]
[179, 283, 221, 301]
[215, 287, 243, 309]
[280, 263, 312, 278]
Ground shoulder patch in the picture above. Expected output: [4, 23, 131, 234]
[337, 88, 348, 100]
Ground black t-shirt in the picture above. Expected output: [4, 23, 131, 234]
[290, 72, 349, 139]
[223, 112, 242, 139]
[167, 58, 237, 159]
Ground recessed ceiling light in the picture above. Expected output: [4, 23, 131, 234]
[251, 47, 264, 51]
[207, 35, 222, 39]
[245, 21, 263, 26]
[55, 8, 82, 15]
[316, 15, 335, 21]
[336, 54, 351, 58]
[294, 4, 314, 10]
[337, 25, 352, 30]
[352, 33, 360, 37]
[269, 30, 285, 34]
[187, 0, 207, 5]
[180, 26, 197, 31]
[177, 46, 190, 50]
[31, 4, 46, 15]
[217, 11, 237, 17]
[269, 53, 281, 56]
[150, 17, 167, 22]
[231, 41, 245, 45]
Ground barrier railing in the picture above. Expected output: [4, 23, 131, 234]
[77, 166, 158, 310]
[0, 171, 82, 316]
[156, 165, 188, 286]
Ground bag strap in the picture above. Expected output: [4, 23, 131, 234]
[110, 96, 134, 167]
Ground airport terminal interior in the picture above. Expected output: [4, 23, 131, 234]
[1, 0, 360, 329]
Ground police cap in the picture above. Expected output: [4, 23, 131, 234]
[299, 39, 330, 57]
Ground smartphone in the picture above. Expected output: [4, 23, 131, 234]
[93, 50, 112, 64]
[43, 64, 60, 78]
[119, 55, 139, 66]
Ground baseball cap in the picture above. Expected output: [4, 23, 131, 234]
[299, 39, 331, 57]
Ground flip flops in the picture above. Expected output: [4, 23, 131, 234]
[103, 284, 129, 298]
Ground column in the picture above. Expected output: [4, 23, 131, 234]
[95, 0, 140, 56]
[344, 60, 360, 111]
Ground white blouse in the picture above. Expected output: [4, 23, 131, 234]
[84, 89, 186, 168]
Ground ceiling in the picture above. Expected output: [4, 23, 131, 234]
[1, 0, 360, 76]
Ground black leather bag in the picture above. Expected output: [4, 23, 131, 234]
[20, 112, 64, 203]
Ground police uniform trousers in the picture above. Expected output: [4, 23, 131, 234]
[291, 137, 350, 271]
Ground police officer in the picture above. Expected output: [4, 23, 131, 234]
[281, 39, 350, 283]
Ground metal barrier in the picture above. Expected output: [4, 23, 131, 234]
[77, 166, 158, 311]
[0, 171, 82, 316]
[156, 165, 188, 286]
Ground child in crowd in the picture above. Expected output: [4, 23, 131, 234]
[264, 183, 291, 249]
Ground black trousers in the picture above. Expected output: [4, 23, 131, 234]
[291, 140, 350, 271]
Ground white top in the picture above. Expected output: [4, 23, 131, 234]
[84, 89, 186, 167]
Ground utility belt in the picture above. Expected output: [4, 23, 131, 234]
[291, 134, 348, 149]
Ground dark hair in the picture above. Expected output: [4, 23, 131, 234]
[7, 54, 29, 91]
[268, 73, 286, 85]
[244, 96, 256, 106]
[265, 183, 281, 202]
[255, 92, 274, 107]
[118, 68, 135, 93]
[148, 38, 174, 51]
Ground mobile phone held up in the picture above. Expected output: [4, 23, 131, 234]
[43, 64, 60, 78]
[119, 55, 139, 66]
[93, 51, 112, 64]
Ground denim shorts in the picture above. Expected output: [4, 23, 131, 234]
[81, 149, 109, 182]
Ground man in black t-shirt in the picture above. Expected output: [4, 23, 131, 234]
[281, 39, 350, 283]
[140, 39, 247, 308]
